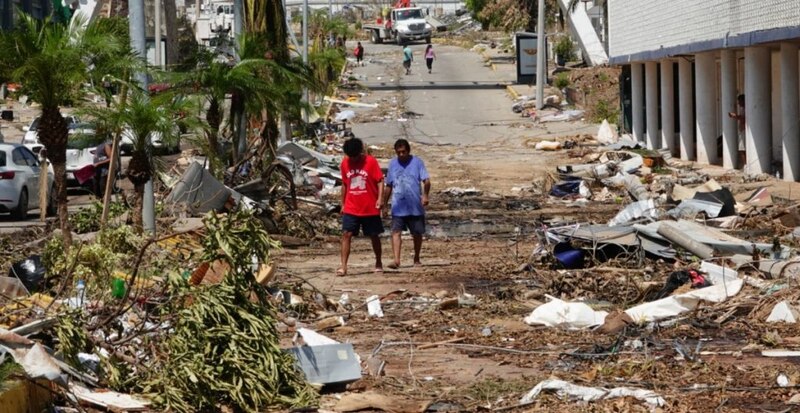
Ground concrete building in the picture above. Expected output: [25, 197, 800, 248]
[609, 0, 800, 180]
[1, 0, 53, 29]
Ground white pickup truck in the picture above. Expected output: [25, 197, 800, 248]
[363, 7, 433, 45]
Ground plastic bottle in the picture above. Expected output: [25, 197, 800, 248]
[76, 280, 86, 308]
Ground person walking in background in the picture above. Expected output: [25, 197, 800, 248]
[424, 44, 436, 74]
[728, 94, 746, 169]
[384, 139, 430, 269]
[338, 138, 385, 276]
[403, 44, 413, 75]
[354, 42, 364, 66]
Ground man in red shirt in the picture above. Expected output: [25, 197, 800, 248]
[339, 138, 385, 276]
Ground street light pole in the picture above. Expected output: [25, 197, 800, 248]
[535, 0, 546, 110]
[155, 0, 162, 68]
[129, 0, 156, 235]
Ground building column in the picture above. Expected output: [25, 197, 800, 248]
[678, 58, 695, 161]
[782, 43, 800, 181]
[660, 59, 675, 155]
[745, 46, 773, 175]
[631, 63, 645, 143]
[695, 52, 717, 164]
[645, 61, 659, 149]
[721, 50, 738, 169]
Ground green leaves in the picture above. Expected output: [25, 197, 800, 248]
[139, 209, 316, 412]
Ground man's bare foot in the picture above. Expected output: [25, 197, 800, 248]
[374, 267, 384, 273]
[387, 262, 400, 269]
[336, 268, 347, 276]
[413, 261, 423, 268]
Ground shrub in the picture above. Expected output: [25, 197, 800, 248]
[593, 99, 619, 124]
[555, 73, 570, 89]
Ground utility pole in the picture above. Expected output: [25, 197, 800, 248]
[233, 0, 246, 158]
[130, 0, 156, 235]
[328, 0, 332, 18]
[535, 0, 546, 110]
[155, 0, 162, 68]
[302, 0, 309, 123]
[195, 0, 201, 30]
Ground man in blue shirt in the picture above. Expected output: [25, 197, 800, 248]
[384, 139, 430, 268]
[403, 45, 413, 75]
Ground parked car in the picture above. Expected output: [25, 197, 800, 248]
[119, 127, 181, 155]
[0, 143, 55, 219]
[22, 115, 80, 153]
[65, 123, 101, 187]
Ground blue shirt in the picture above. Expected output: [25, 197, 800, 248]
[386, 156, 429, 217]
[403, 47, 413, 62]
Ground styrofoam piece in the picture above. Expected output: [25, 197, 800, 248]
[767, 301, 799, 323]
[296, 328, 339, 346]
[366, 295, 384, 318]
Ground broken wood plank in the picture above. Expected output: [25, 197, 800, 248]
[418, 337, 466, 350]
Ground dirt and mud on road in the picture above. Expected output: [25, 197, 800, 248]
[270, 49, 800, 412]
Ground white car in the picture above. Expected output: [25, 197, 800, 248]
[0, 143, 55, 219]
[120, 128, 181, 155]
[22, 115, 80, 154]
[65, 124, 100, 187]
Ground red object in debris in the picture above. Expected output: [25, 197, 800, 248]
[73, 164, 95, 185]
[148, 83, 171, 94]
[688, 270, 710, 288]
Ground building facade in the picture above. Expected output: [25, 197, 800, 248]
[1, 0, 52, 30]
[608, 0, 800, 180]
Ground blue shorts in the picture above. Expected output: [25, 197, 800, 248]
[391, 215, 425, 235]
[342, 214, 384, 236]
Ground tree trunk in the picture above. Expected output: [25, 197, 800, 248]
[230, 92, 245, 163]
[205, 97, 224, 174]
[37, 106, 71, 248]
[132, 182, 144, 234]
[52, 161, 72, 246]
[164, 0, 179, 65]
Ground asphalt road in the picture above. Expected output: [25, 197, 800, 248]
[347, 42, 522, 147]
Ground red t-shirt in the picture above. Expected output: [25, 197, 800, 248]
[341, 154, 383, 216]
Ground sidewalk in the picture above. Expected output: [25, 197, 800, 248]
[470, 42, 551, 102]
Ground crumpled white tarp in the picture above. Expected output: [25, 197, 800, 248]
[523, 296, 608, 329]
[596, 119, 618, 145]
[520, 379, 665, 408]
[625, 278, 743, 323]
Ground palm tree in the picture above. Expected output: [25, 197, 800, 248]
[0, 14, 122, 247]
[87, 89, 192, 232]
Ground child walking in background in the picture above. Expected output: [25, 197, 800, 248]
[354, 42, 364, 66]
[424, 44, 436, 74]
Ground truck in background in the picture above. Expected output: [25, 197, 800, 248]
[362, 0, 434, 45]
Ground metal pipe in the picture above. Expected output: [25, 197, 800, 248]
[657, 222, 714, 259]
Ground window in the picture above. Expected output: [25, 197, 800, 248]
[12, 148, 26, 166]
[20, 147, 38, 167]
[0, 152, 6, 168]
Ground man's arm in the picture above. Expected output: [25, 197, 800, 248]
[376, 180, 385, 210]
[383, 185, 393, 206]
[340, 184, 347, 211]
[421, 178, 430, 206]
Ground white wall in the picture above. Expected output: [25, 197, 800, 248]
[608, 0, 800, 60]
